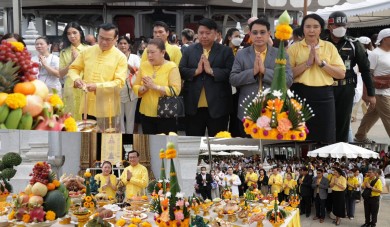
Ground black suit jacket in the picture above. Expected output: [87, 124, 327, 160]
[196, 173, 212, 190]
[179, 42, 234, 118]
[298, 174, 313, 197]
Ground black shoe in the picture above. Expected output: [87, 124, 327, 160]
[361, 224, 369, 227]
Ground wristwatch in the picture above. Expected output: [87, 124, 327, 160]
[319, 60, 326, 68]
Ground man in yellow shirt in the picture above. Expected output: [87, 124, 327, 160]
[120, 150, 149, 199]
[141, 21, 182, 66]
[268, 166, 284, 202]
[69, 23, 127, 118]
[361, 168, 382, 227]
[245, 166, 259, 189]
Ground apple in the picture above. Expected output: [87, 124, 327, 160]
[18, 194, 29, 204]
[29, 195, 44, 206]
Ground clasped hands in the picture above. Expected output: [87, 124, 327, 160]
[253, 53, 265, 76]
[142, 76, 157, 90]
[74, 79, 97, 92]
[195, 54, 213, 76]
[306, 44, 322, 67]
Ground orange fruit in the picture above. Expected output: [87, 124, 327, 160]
[0, 93, 8, 105]
[46, 183, 55, 191]
[13, 82, 36, 95]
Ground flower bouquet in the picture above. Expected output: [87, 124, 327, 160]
[151, 142, 191, 227]
[289, 187, 300, 208]
[81, 169, 97, 211]
[8, 161, 70, 226]
[242, 11, 314, 140]
[0, 40, 77, 131]
[266, 192, 290, 227]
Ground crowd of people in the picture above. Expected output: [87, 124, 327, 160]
[195, 153, 389, 226]
[1, 10, 388, 140]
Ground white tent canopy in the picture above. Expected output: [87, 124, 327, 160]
[307, 142, 379, 159]
[199, 151, 219, 156]
[315, 0, 390, 27]
[217, 151, 232, 156]
[231, 151, 244, 156]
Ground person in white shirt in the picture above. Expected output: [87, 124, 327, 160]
[219, 167, 241, 196]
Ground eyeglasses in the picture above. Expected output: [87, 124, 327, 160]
[251, 30, 268, 36]
[98, 36, 115, 42]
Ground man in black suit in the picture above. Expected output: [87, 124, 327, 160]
[179, 18, 234, 136]
[196, 167, 212, 200]
[298, 167, 313, 218]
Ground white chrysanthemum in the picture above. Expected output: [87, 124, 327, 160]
[166, 192, 172, 197]
[272, 90, 283, 99]
[287, 89, 294, 98]
[263, 88, 271, 96]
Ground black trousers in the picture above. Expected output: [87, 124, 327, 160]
[185, 108, 229, 136]
[315, 193, 326, 219]
[364, 196, 380, 225]
[200, 187, 212, 200]
[141, 115, 177, 135]
[334, 84, 355, 142]
[278, 192, 284, 203]
[326, 192, 333, 213]
[300, 195, 312, 217]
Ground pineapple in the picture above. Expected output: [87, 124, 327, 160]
[0, 61, 20, 93]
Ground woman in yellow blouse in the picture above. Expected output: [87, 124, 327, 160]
[287, 14, 346, 143]
[133, 38, 181, 134]
[346, 169, 360, 219]
[329, 167, 347, 225]
[59, 22, 89, 121]
[94, 161, 117, 198]
[283, 173, 297, 201]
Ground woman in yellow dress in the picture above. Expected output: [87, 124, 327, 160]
[133, 38, 181, 134]
[283, 173, 297, 202]
[59, 22, 89, 120]
[94, 161, 117, 198]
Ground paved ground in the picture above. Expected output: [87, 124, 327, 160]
[301, 196, 390, 227]
[351, 107, 389, 145]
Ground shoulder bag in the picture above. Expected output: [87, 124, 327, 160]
[362, 178, 378, 200]
[157, 86, 185, 118]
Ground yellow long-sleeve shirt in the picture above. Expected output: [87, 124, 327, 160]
[363, 177, 382, 197]
[283, 179, 297, 195]
[331, 176, 347, 191]
[245, 172, 258, 187]
[268, 174, 283, 193]
[347, 176, 359, 191]
[287, 39, 346, 86]
[94, 173, 117, 198]
[141, 42, 182, 66]
[60, 44, 90, 120]
[133, 60, 181, 117]
[68, 45, 127, 117]
[120, 163, 149, 199]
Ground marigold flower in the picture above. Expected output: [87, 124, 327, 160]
[159, 149, 165, 159]
[8, 210, 15, 220]
[22, 214, 31, 223]
[275, 24, 293, 41]
[84, 171, 92, 178]
[141, 221, 153, 227]
[83, 202, 89, 207]
[132, 217, 142, 224]
[45, 210, 56, 221]
[5, 93, 27, 109]
[215, 131, 232, 138]
[267, 99, 284, 113]
[116, 219, 126, 226]
[128, 224, 137, 227]
[88, 201, 95, 207]
[10, 41, 25, 52]
[84, 196, 92, 202]
[64, 116, 77, 132]
[165, 148, 177, 159]
[49, 94, 64, 108]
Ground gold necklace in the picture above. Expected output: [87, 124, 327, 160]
[152, 65, 163, 79]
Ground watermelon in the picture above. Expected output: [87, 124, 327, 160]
[43, 190, 67, 218]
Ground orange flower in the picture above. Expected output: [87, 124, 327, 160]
[277, 118, 292, 134]
[290, 99, 302, 111]
[22, 214, 30, 223]
[267, 99, 284, 113]
[277, 112, 288, 121]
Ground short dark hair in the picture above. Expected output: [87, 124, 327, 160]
[317, 168, 324, 173]
[62, 22, 87, 49]
[101, 161, 112, 168]
[35, 36, 50, 45]
[293, 27, 303, 37]
[118, 36, 131, 45]
[153, 21, 169, 32]
[223, 28, 239, 46]
[128, 150, 140, 157]
[301, 14, 325, 34]
[181, 28, 194, 41]
[249, 18, 270, 31]
[147, 38, 170, 61]
[199, 18, 218, 30]
[98, 23, 119, 37]
[201, 166, 206, 170]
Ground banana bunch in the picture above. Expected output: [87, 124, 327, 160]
[0, 105, 33, 130]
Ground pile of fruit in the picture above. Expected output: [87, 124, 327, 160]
[0, 40, 76, 131]
[8, 161, 71, 224]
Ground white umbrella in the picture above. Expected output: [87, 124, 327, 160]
[217, 151, 232, 156]
[231, 151, 244, 156]
[307, 142, 379, 159]
[199, 151, 218, 156]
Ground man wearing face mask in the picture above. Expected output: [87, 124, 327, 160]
[325, 11, 376, 143]
[196, 167, 212, 200]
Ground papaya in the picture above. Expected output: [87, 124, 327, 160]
[43, 190, 67, 218]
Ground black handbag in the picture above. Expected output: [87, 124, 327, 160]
[362, 178, 378, 200]
[157, 86, 185, 118]
[352, 190, 361, 200]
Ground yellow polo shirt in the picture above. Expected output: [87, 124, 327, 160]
[363, 177, 383, 197]
[331, 176, 347, 191]
[94, 173, 117, 198]
[68, 45, 127, 117]
[133, 61, 181, 117]
[269, 174, 283, 193]
[283, 179, 297, 195]
[245, 172, 259, 187]
[141, 42, 182, 66]
[120, 164, 149, 199]
[287, 39, 345, 86]
[347, 176, 359, 191]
